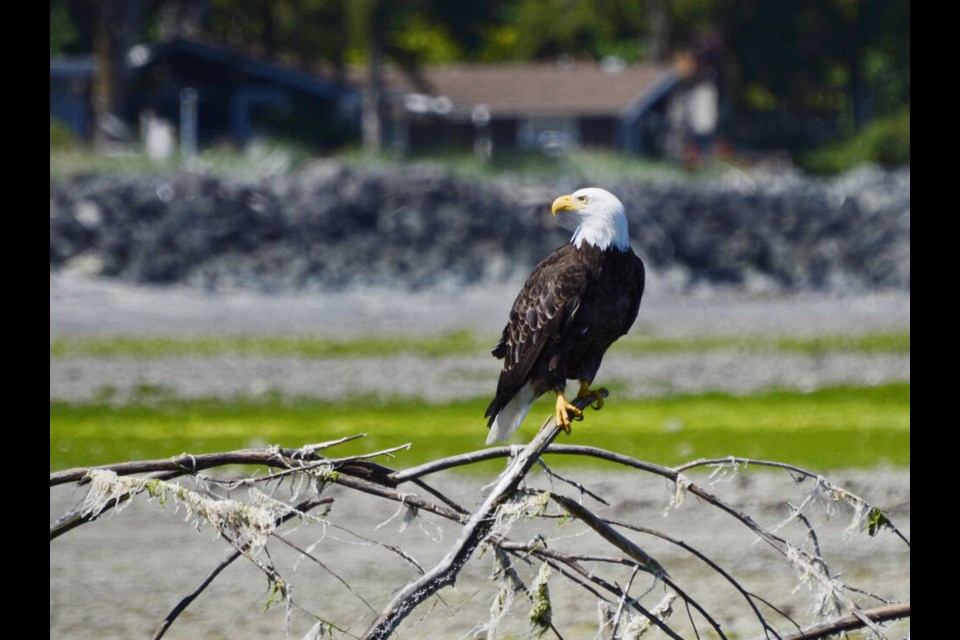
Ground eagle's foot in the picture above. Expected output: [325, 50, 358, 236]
[577, 381, 608, 410]
[555, 392, 583, 434]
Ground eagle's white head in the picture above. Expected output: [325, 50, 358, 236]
[551, 187, 631, 252]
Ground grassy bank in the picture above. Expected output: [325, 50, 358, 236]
[50, 383, 909, 473]
[50, 331, 910, 359]
[50, 145, 711, 185]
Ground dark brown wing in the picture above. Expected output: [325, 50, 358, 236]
[485, 245, 594, 424]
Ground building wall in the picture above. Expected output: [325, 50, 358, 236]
[404, 118, 517, 154]
[51, 77, 92, 141]
[579, 117, 617, 148]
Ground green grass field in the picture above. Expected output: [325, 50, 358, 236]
[50, 383, 909, 473]
[50, 145, 714, 185]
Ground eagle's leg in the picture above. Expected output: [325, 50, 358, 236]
[554, 391, 583, 433]
[576, 380, 608, 410]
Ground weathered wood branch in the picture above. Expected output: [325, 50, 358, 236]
[50, 468, 184, 540]
[550, 493, 666, 577]
[152, 496, 332, 640]
[604, 517, 789, 636]
[749, 602, 910, 640]
[361, 392, 606, 640]
[50, 436, 389, 487]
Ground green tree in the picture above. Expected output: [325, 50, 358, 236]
[72, 0, 156, 147]
[712, 0, 909, 149]
[50, 0, 81, 54]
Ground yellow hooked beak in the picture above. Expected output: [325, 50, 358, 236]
[551, 194, 586, 216]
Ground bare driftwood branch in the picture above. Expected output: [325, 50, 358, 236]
[50, 468, 184, 540]
[152, 495, 332, 640]
[749, 602, 910, 640]
[361, 392, 605, 640]
[548, 492, 731, 639]
[49, 437, 401, 487]
[396, 444, 905, 637]
[549, 493, 666, 577]
[527, 548, 685, 640]
[604, 517, 791, 637]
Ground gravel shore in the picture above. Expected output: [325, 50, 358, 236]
[50, 272, 910, 340]
[50, 274, 910, 404]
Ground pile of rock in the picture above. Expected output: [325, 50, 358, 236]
[50, 163, 909, 293]
[614, 165, 910, 291]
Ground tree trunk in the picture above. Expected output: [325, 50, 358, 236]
[84, 0, 149, 149]
[362, 0, 387, 154]
[647, 0, 669, 62]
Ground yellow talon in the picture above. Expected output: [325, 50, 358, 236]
[577, 381, 608, 410]
[554, 391, 583, 434]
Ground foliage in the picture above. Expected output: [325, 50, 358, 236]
[715, 1, 909, 129]
[799, 109, 910, 175]
[493, 0, 649, 61]
[207, 0, 350, 66]
[50, 118, 78, 150]
[50, 383, 910, 471]
[50, 0, 81, 54]
[50, 0, 910, 161]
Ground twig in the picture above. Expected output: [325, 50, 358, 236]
[50, 469, 184, 540]
[549, 493, 666, 577]
[537, 458, 610, 505]
[152, 547, 243, 640]
[748, 602, 910, 640]
[606, 517, 787, 638]
[396, 450, 908, 550]
[152, 495, 331, 639]
[399, 444, 898, 637]
[324, 517, 429, 576]
[293, 434, 369, 456]
[51, 449, 298, 486]
[361, 392, 604, 640]
[324, 469, 468, 525]
[271, 532, 379, 614]
[672, 456, 819, 477]
[389, 448, 513, 484]
[511, 537, 727, 640]
[609, 564, 640, 638]
[529, 549, 685, 640]
[409, 477, 470, 515]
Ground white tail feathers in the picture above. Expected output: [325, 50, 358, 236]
[486, 383, 537, 445]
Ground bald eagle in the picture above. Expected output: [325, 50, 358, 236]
[485, 187, 645, 444]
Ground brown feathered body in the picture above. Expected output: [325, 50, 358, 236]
[484, 242, 645, 435]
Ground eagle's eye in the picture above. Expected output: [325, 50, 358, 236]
[577, 195, 588, 203]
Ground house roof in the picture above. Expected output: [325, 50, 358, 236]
[371, 61, 679, 119]
[112, 35, 678, 121]
[144, 38, 346, 100]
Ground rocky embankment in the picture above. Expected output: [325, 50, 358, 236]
[49, 163, 910, 294]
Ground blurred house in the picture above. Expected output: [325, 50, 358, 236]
[367, 60, 681, 157]
[125, 38, 356, 149]
[50, 56, 99, 141]
[52, 38, 712, 159]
